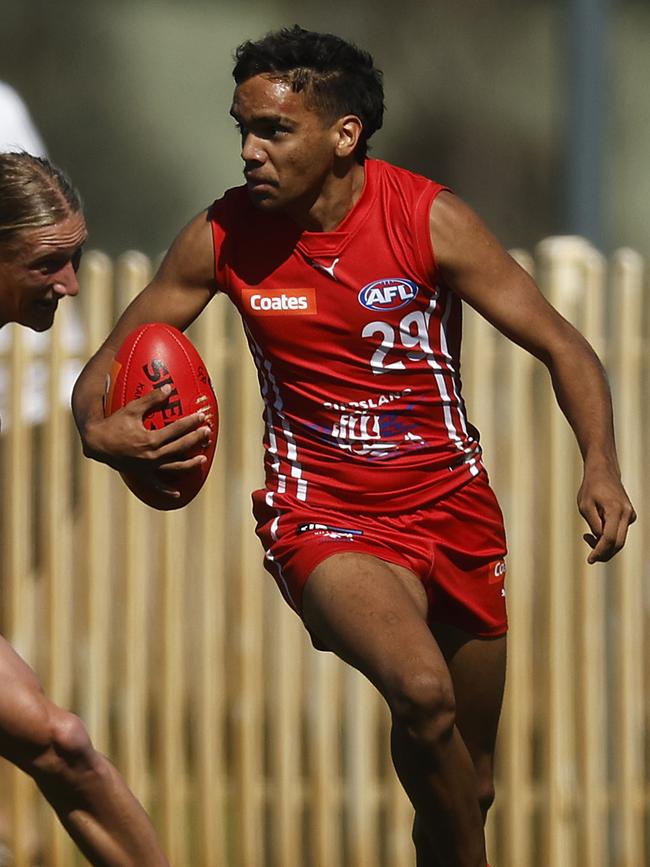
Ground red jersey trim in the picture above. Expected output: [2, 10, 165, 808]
[413, 183, 451, 282]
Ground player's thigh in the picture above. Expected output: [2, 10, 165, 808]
[302, 551, 450, 699]
[433, 621, 506, 763]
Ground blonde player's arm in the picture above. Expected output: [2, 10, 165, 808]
[72, 209, 217, 475]
[429, 191, 636, 563]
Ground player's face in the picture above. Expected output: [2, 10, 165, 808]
[230, 74, 343, 218]
[0, 212, 87, 331]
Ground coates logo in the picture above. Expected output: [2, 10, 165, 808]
[489, 560, 507, 584]
[243, 287, 317, 316]
[358, 278, 419, 311]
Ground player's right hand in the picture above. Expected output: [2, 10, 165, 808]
[81, 384, 211, 479]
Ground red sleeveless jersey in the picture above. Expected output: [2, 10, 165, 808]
[209, 158, 483, 513]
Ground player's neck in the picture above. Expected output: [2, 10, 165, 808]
[288, 162, 365, 233]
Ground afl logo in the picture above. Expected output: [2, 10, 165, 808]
[358, 278, 419, 311]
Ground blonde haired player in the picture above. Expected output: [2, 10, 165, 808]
[0, 151, 185, 866]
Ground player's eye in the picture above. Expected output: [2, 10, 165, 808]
[33, 256, 64, 275]
[71, 246, 83, 272]
[32, 247, 84, 275]
[260, 120, 290, 138]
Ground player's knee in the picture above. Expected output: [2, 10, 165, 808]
[26, 707, 96, 780]
[470, 756, 496, 820]
[477, 779, 496, 820]
[388, 668, 456, 746]
[50, 710, 94, 760]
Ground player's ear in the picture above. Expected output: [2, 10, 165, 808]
[334, 115, 363, 158]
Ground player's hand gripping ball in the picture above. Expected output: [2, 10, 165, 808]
[104, 323, 218, 510]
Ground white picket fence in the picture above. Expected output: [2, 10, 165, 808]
[0, 237, 647, 866]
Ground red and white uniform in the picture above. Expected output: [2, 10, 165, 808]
[210, 158, 507, 636]
[210, 158, 483, 514]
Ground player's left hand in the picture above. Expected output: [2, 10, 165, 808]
[577, 463, 636, 563]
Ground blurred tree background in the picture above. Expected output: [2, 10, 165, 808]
[1, 0, 648, 259]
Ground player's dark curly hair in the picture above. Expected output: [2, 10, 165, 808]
[233, 25, 384, 162]
[0, 152, 81, 247]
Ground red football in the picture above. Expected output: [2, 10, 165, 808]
[104, 323, 218, 510]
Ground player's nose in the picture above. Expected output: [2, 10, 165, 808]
[52, 262, 80, 298]
[241, 132, 265, 164]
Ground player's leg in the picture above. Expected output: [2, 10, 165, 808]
[437, 623, 506, 820]
[409, 625, 506, 865]
[0, 634, 169, 867]
[302, 551, 488, 867]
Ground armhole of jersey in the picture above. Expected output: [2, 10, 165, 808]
[413, 184, 451, 282]
[208, 203, 226, 294]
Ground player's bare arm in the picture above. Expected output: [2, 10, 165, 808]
[430, 191, 636, 563]
[72, 209, 216, 490]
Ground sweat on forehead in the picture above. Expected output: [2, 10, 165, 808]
[263, 69, 344, 121]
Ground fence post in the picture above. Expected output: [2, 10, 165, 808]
[536, 237, 590, 867]
[188, 295, 231, 866]
[495, 251, 537, 867]
[610, 249, 645, 867]
[42, 299, 77, 867]
[78, 251, 114, 753]
[574, 246, 608, 867]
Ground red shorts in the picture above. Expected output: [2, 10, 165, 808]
[252, 473, 508, 639]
